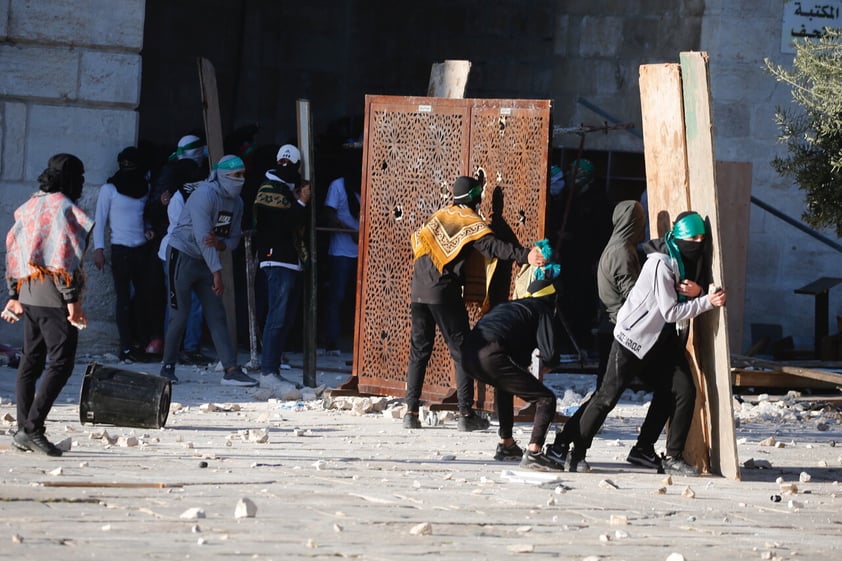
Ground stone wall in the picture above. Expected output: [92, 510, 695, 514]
[0, 0, 146, 352]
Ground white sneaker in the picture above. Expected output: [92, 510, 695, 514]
[260, 372, 297, 388]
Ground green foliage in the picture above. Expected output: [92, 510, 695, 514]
[765, 28, 842, 235]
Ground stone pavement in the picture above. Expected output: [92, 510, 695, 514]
[0, 350, 840, 561]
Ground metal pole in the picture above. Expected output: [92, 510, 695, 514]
[297, 99, 318, 388]
[243, 230, 260, 370]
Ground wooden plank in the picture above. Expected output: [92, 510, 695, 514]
[197, 57, 237, 350]
[681, 50, 740, 480]
[427, 60, 471, 98]
[639, 62, 717, 474]
[638, 63, 689, 237]
[732, 368, 842, 390]
[715, 161, 752, 351]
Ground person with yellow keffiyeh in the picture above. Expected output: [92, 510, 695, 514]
[403, 174, 546, 431]
[4, 153, 93, 457]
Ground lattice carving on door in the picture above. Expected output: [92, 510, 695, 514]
[350, 95, 551, 411]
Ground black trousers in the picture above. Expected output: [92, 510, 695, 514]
[16, 305, 78, 434]
[563, 327, 696, 457]
[462, 335, 556, 447]
[405, 298, 474, 415]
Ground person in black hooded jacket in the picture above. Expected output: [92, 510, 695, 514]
[462, 260, 565, 471]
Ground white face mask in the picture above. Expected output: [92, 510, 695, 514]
[218, 172, 245, 199]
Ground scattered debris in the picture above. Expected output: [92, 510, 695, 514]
[409, 522, 433, 535]
[234, 497, 257, 519]
[180, 508, 206, 520]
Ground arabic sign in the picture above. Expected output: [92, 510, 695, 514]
[782, 0, 842, 53]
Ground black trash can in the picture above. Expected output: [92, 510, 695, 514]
[79, 362, 172, 429]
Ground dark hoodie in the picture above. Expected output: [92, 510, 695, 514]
[596, 200, 646, 328]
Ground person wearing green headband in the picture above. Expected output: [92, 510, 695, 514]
[159, 155, 258, 388]
[462, 256, 566, 470]
[559, 210, 726, 476]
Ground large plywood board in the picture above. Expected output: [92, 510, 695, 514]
[715, 161, 752, 352]
[639, 55, 741, 480]
[680, 51, 740, 481]
[639, 64, 690, 237]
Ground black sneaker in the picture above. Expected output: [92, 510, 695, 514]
[221, 368, 259, 387]
[661, 454, 700, 477]
[456, 413, 490, 432]
[159, 363, 179, 384]
[179, 350, 211, 365]
[119, 347, 145, 363]
[545, 441, 569, 465]
[627, 444, 661, 469]
[13, 429, 62, 457]
[494, 441, 524, 461]
[520, 449, 565, 471]
[565, 447, 591, 473]
[403, 413, 422, 429]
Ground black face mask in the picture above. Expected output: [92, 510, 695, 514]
[276, 164, 301, 186]
[676, 239, 704, 264]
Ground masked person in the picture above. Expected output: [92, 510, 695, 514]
[4, 154, 94, 456]
[559, 211, 726, 475]
[253, 144, 311, 386]
[159, 155, 257, 387]
[93, 147, 162, 362]
[403, 174, 546, 431]
[462, 247, 565, 470]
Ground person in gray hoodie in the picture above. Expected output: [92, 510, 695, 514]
[561, 210, 726, 476]
[159, 155, 257, 387]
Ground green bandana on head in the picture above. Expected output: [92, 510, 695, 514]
[664, 211, 707, 299]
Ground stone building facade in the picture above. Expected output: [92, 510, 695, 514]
[0, 0, 837, 354]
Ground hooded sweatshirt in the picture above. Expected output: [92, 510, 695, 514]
[168, 177, 243, 274]
[597, 200, 646, 328]
[613, 243, 714, 359]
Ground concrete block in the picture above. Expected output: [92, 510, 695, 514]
[0, 45, 79, 100]
[80, 51, 142, 105]
[1, 101, 27, 181]
[26, 104, 137, 185]
[8, 0, 144, 49]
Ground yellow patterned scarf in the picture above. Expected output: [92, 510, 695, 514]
[411, 206, 491, 272]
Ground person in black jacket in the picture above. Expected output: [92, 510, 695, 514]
[3, 153, 94, 456]
[403, 174, 545, 431]
[252, 144, 310, 385]
[462, 261, 565, 470]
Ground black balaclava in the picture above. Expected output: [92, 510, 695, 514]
[108, 146, 148, 199]
[38, 153, 85, 202]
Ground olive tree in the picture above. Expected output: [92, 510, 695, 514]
[765, 28, 842, 235]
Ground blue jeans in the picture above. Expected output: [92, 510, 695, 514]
[260, 266, 300, 374]
[322, 255, 357, 350]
